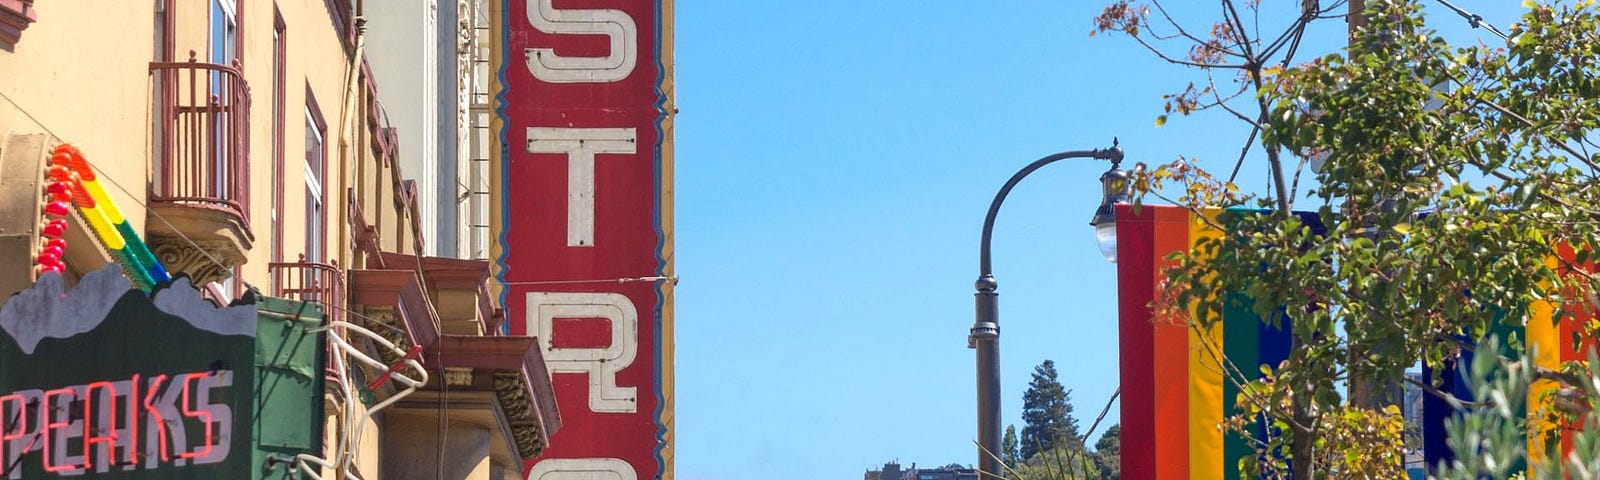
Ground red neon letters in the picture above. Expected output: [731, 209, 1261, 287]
[0, 370, 233, 477]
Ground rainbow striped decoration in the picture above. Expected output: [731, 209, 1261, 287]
[1117, 204, 1600, 475]
[1422, 247, 1596, 473]
[1116, 204, 1320, 479]
[44, 144, 171, 292]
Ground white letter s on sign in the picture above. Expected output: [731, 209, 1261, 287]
[524, 0, 637, 83]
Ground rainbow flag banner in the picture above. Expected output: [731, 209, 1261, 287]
[1115, 204, 1321, 479]
[1115, 203, 1597, 476]
[1422, 246, 1596, 473]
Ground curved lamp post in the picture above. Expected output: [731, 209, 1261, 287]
[970, 140, 1128, 479]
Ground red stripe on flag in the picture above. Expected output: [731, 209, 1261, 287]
[1117, 204, 1158, 480]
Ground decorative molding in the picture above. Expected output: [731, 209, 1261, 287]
[149, 237, 246, 286]
[443, 367, 474, 387]
[359, 305, 410, 367]
[493, 371, 545, 459]
[0, 0, 37, 47]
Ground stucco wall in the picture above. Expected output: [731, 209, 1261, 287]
[0, 0, 157, 238]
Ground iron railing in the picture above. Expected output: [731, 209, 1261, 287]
[347, 187, 386, 269]
[149, 51, 251, 229]
[268, 256, 348, 393]
[268, 256, 345, 324]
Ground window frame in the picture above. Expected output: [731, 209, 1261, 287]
[272, 9, 287, 268]
[304, 89, 328, 264]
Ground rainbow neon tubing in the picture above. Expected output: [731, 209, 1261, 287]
[114, 222, 170, 283]
[54, 146, 170, 285]
[66, 189, 155, 290]
[78, 177, 170, 284]
[47, 149, 153, 291]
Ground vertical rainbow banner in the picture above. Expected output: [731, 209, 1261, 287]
[1422, 246, 1596, 473]
[1116, 205, 1316, 479]
[1118, 204, 1600, 475]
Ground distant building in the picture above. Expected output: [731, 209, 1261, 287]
[1405, 370, 1426, 477]
[1404, 370, 1425, 422]
[866, 461, 977, 480]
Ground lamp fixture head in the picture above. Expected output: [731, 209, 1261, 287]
[1090, 164, 1130, 263]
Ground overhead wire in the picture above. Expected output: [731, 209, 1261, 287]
[1, 15, 483, 480]
[489, 275, 678, 286]
[0, 87, 244, 289]
[1432, 0, 1510, 41]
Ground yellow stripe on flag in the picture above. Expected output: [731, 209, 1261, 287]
[1527, 255, 1561, 469]
[1189, 208, 1225, 480]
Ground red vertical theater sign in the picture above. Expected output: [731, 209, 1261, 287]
[495, 0, 674, 479]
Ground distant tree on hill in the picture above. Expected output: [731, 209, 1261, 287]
[1003, 424, 1021, 470]
[1092, 424, 1120, 480]
[1020, 360, 1081, 460]
[1009, 445, 1101, 480]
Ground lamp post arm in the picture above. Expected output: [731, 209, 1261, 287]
[977, 146, 1124, 278]
[969, 142, 1122, 479]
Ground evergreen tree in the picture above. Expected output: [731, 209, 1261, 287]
[1020, 360, 1079, 460]
[1092, 424, 1120, 480]
[1002, 424, 1021, 469]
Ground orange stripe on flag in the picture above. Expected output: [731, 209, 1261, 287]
[1152, 207, 1191, 479]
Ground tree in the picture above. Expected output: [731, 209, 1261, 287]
[1002, 424, 1022, 471]
[1092, 0, 1600, 477]
[1008, 446, 1101, 480]
[1020, 360, 1080, 461]
[1091, 425, 1119, 480]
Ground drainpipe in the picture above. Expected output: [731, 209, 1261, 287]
[333, 2, 368, 477]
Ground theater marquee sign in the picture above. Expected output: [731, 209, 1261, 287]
[495, 0, 675, 478]
[0, 266, 255, 479]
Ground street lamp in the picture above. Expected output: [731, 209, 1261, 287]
[1091, 166, 1131, 263]
[970, 139, 1126, 479]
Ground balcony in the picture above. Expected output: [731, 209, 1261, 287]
[268, 257, 346, 323]
[0, 0, 37, 46]
[268, 257, 346, 389]
[147, 52, 253, 285]
[347, 264, 560, 463]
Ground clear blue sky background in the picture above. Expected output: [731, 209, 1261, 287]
[672, 1, 1525, 478]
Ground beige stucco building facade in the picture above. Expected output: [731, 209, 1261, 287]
[0, 1, 559, 479]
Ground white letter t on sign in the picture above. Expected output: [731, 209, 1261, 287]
[526, 127, 637, 247]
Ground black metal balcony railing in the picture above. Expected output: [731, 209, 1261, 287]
[149, 51, 251, 228]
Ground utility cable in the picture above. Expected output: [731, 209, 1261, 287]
[490, 275, 678, 286]
[0, 87, 242, 287]
[1432, 0, 1510, 41]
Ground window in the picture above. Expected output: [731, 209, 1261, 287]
[211, 0, 239, 66]
[272, 11, 286, 266]
[211, 0, 242, 199]
[305, 104, 327, 263]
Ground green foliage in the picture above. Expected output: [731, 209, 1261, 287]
[1004, 445, 1102, 480]
[1095, 0, 1600, 477]
[1091, 425, 1120, 480]
[1004, 425, 1023, 471]
[1021, 360, 1082, 461]
[1430, 336, 1600, 479]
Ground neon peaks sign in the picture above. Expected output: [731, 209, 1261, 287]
[0, 265, 257, 479]
[1, 370, 234, 477]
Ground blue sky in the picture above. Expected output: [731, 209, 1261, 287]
[672, 1, 1525, 478]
